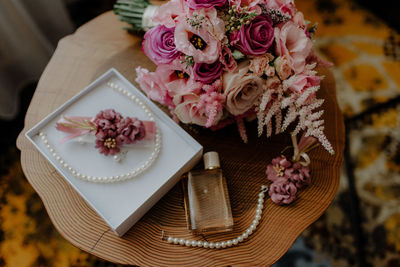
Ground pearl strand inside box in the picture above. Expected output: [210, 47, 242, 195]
[164, 185, 268, 249]
[38, 81, 161, 183]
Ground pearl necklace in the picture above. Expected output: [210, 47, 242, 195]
[38, 81, 161, 183]
[163, 185, 268, 249]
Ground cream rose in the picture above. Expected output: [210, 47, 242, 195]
[223, 61, 266, 116]
[274, 56, 293, 80]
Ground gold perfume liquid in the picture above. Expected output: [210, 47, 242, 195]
[183, 152, 233, 233]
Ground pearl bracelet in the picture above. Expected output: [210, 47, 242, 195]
[38, 81, 161, 183]
[163, 185, 268, 249]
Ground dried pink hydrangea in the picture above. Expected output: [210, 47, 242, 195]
[266, 156, 292, 182]
[116, 117, 146, 144]
[268, 178, 297, 205]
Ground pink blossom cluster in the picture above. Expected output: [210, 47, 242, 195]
[93, 109, 145, 155]
[136, 0, 334, 154]
[266, 156, 310, 205]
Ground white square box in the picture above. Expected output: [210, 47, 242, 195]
[26, 69, 203, 236]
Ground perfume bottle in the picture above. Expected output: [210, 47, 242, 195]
[184, 152, 233, 233]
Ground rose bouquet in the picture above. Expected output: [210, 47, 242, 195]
[116, 0, 334, 154]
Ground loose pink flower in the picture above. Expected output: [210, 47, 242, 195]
[269, 178, 297, 205]
[266, 156, 292, 182]
[275, 21, 312, 74]
[152, 0, 187, 28]
[135, 67, 173, 107]
[274, 55, 293, 80]
[223, 61, 265, 116]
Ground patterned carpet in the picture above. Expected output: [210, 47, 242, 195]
[1, 0, 400, 266]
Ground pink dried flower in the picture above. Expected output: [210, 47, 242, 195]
[95, 128, 122, 156]
[266, 156, 292, 182]
[93, 109, 123, 131]
[116, 117, 146, 144]
[269, 178, 297, 205]
[286, 162, 311, 189]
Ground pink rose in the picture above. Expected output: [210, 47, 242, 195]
[249, 53, 275, 77]
[173, 91, 225, 127]
[275, 21, 312, 74]
[264, 0, 296, 16]
[285, 74, 321, 94]
[223, 61, 265, 116]
[234, 14, 274, 56]
[269, 178, 297, 205]
[274, 55, 293, 80]
[135, 67, 173, 107]
[220, 46, 237, 71]
[229, 0, 263, 13]
[142, 25, 180, 65]
[152, 0, 187, 28]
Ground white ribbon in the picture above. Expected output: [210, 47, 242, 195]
[291, 134, 311, 166]
[142, 5, 160, 31]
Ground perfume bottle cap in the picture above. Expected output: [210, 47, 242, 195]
[203, 151, 220, 170]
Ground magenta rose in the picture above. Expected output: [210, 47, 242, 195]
[143, 25, 180, 65]
[234, 14, 274, 56]
[268, 178, 297, 205]
[193, 60, 223, 84]
[187, 0, 227, 9]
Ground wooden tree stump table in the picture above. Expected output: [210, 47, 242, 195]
[17, 11, 345, 266]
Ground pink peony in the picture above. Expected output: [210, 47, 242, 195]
[269, 178, 297, 205]
[249, 53, 275, 77]
[174, 9, 223, 64]
[285, 74, 321, 94]
[264, 0, 296, 16]
[187, 0, 227, 9]
[142, 25, 180, 65]
[275, 21, 312, 74]
[234, 14, 274, 56]
[266, 156, 292, 182]
[116, 117, 146, 144]
[223, 61, 265, 116]
[274, 55, 293, 80]
[173, 91, 225, 127]
[135, 67, 173, 107]
[193, 60, 223, 84]
[220, 46, 237, 71]
[152, 0, 187, 28]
